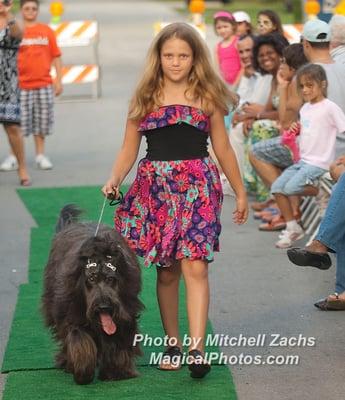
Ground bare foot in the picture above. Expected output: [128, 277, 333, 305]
[327, 292, 345, 302]
[305, 240, 328, 254]
[18, 167, 31, 186]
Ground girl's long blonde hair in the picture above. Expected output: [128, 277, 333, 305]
[129, 22, 238, 120]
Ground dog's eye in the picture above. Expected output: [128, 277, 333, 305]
[106, 277, 114, 284]
[89, 276, 96, 282]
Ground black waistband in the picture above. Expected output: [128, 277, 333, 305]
[144, 123, 209, 161]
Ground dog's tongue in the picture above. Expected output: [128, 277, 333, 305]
[100, 313, 116, 335]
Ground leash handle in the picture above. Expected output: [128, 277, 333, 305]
[109, 191, 124, 207]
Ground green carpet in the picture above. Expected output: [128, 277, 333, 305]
[1, 186, 237, 399]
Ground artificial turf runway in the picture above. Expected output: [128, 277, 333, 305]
[1, 186, 237, 399]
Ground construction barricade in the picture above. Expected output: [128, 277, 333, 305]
[50, 20, 100, 100]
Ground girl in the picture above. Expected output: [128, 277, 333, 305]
[102, 22, 248, 378]
[233, 11, 252, 36]
[272, 64, 345, 249]
[213, 11, 242, 88]
[257, 9, 288, 43]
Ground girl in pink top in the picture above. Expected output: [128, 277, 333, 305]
[214, 11, 241, 87]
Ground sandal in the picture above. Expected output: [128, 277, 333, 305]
[259, 215, 286, 231]
[314, 293, 345, 311]
[188, 349, 211, 379]
[157, 346, 183, 371]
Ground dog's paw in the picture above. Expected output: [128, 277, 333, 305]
[73, 371, 95, 385]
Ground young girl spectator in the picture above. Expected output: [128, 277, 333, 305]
[233, 11, 252, 36]
[214, 11, 242, 88]
[257, 9, 287, 41]
[272, 64, 345, 248]
[102, 22, 248, 378]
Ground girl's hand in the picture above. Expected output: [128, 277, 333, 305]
[101, 178, 120, 200]
[288, 121, 301, 135]
[277, 67, 290, 89]
[242, 103, 263, 115]
[243, 118, 255, 136]
[233, 195, 248, 225]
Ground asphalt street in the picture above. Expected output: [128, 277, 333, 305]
[0, 1, 344, 399]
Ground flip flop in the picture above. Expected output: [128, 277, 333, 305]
[314, 293, 345, 311]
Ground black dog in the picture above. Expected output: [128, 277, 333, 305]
[42, 205, 143, 384]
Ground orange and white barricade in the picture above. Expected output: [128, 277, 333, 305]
[50, 21, 100, 99]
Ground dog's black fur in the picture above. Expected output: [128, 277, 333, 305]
[42, 204, 143, 385]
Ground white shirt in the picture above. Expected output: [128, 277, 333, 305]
[299, 98, 345, 169]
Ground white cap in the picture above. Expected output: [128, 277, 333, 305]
[302, 19, 330, 42]
[233, 11, 251, 23]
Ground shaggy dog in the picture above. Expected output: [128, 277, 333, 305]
[42, 205, 143, 385]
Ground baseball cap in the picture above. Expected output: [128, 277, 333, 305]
[233, 11, 251, 23]
[302, 19, 330, 42]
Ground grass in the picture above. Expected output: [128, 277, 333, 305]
[174, 0, 303, 24]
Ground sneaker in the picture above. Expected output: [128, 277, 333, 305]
[0, 155, 18, 171]
[275, 228, 305, 249]
[36, 154, 53, 170]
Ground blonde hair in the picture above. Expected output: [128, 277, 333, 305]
[128, 22, 238, 120]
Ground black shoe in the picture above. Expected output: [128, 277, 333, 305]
[188, 349, 211, 379]
[287, 247, 332, 270]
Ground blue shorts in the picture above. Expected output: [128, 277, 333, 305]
[271, 161, 326, 195]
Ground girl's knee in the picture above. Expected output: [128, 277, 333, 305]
[182, 260, 209, 281]
[157, 267, 181, 286]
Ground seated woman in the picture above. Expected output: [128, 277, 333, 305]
[232, 34, 288, 202]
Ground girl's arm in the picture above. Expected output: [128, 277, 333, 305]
[278, 78, 302, 129]
[210, 109, 248, 224]
[102, 118, 142, 198]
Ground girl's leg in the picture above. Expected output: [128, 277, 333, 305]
[156, 261, 182, 370]
[181, 259, 209, 353]
[274, 193, 294, 222]
[3, 123, 30, 183]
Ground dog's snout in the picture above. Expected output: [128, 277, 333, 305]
[97, 304, 114, 314]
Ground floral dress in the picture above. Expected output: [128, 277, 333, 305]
[115, 105, 223, 268]
[0, 27, 21, 124]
